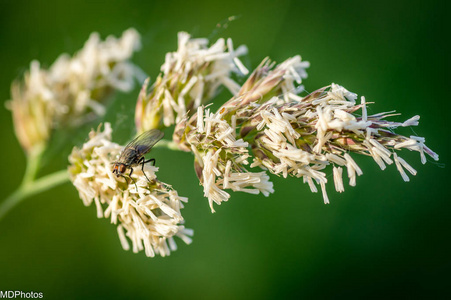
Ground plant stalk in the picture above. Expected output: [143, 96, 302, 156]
[0, 170, 70, 221]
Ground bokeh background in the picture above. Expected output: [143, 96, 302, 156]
[0, 0, 448, 298]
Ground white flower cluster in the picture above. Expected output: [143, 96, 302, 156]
[49, 28, 141, 123]
[135, 32, 249, 132]
[250, 84, 439, 203]
[161, 32, 249, 97]
[172, 56, 310, 210]
[274, 56, 310, 103]
[229, 56, 309, 110]
[8, 28, 141, 153]
[68, 123, 193, 257]
[188, 106, 274, 212]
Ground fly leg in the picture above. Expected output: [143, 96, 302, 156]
[138, 157, 153, 183]
[121, 174, 129, 185]
[146, 158, 156, 166]
[128, 167, 138, 192]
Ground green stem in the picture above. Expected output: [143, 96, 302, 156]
[0, 169, 70, 221]
[23, 145, 45, 184]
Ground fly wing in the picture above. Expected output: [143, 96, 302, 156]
[127, 129, 165, 156]
[116, 129, 164, 164]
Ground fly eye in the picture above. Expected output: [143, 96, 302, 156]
[119, 165, 126, 173]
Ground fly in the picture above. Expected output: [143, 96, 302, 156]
[112, 129, 164, 187]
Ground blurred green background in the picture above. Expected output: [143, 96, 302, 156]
[0, 0, 448, 298]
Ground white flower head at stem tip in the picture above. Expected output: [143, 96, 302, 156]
[68, 123, 193, 257]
